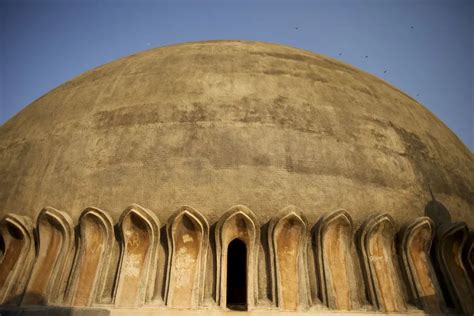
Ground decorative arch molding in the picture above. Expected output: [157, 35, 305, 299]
[0, 214, 35, 306]
[357, 213, 407, 312]
[398, 217, 444, 313]
[215, 205, 259, 310]
[268, 206, 309, 311]
[433, 222, 474, 314]
[114, 204, 160, 307]
[462, 230, 474, 285]
[165, 206, 209, 309]
[22, 207, 75, 306]
[313, 209, 361, 311]
[66, 207, 116, 306]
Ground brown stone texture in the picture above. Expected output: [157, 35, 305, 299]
[66, 207, 117, 306]
[0, 215, 35, 305]
[22, 208, 74, 306]
[1, 205, 473, 314]
[269, 206, 309, 311]
[0, 41, 472, 229]
[357, 214, 407, 312]
[398, 217, 445, 313]
[433, 222, 474, 314]
[165, 206, 209, 309]
[463, 230, 474, 284]
[114, 204, 160, 307]
[275, 219, 301, 310]
[314, 210, 362, 311]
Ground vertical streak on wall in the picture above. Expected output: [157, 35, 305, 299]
[269, 206, 309, 311]
[357, 213, 407, 312]
[114, 204, 160, 307]
[314, 210, 361, 311]
[398, 217, 444, 313]
[165, 206, 209, 309]
[66, 207, 116, 306]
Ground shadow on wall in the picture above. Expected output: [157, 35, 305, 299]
[0, 293, 110, 316]
[424, 189, 452, 228]
[260, 222, 273, 303]
[423, 192, 455, 310]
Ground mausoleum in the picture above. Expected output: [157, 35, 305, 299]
[0, 40, 473, 315]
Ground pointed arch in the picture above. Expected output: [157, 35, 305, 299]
[165, 206, 209, 309]
[22, 207, 75, 305]
[0, 214, 35, 305]
[269, 206, 309, 311]
[215, 205, 259, 310]
[433, 222, 474, 314]
[66, 207, 116, 306]
[398, 217, 444, 313]
[314, 209, 361, 310]
[357, 213, 407, 312]
[114, 204, 160, 307]
[462, 230, 474, 286]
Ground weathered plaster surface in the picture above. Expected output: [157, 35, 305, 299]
[0, 41, 472, 314]
[0, 41, 472, 228]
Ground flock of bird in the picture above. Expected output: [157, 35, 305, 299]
[292, 24, 420, 98]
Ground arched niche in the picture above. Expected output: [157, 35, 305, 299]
[398, 217, 445, 313]
[114, 204, 160, 307]
[215, 205, 259, 310]
[268, 206, 309, 311]
[22, 207, 75, 305]
[0, 214, 35, 305]
[66, 207, 116, 306]
[433, 222, 474, 314]
[165, 206, 209, 309]
[313, 209, 360, 310]
[357, 213, 407, 312]
[462, 230, 474, 285]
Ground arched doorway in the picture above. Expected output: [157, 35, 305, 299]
[227, 238, 247, 310]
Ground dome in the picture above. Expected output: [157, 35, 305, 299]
[0, 40, 471, 225]
[0, 41, 473, 314]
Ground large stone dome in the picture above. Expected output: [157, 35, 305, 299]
[0, 40, 472, 226]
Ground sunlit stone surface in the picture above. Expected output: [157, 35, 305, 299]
[0, 41, 472, 315]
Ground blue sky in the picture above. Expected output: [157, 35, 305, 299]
[1, 0, 472, 150]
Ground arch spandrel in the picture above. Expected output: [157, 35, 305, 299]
[314, 209, 361, 311]
[22, 207, 75, 306]
[0, 214, 35, 305]
[357, 213, 407, 312]
[66, 207, 116, 307]
[433, 222, 474, 314]
[165, 206, 209, 309]
[398, 217, 444, 313]
[114, 204, 160, 307]
[269, 206, 309, 311]
[215, 205, 259, 310]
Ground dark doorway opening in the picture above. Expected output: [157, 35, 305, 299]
[226, 238, 247, 311]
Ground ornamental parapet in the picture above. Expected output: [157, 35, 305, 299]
[0, 204, 473, 314]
